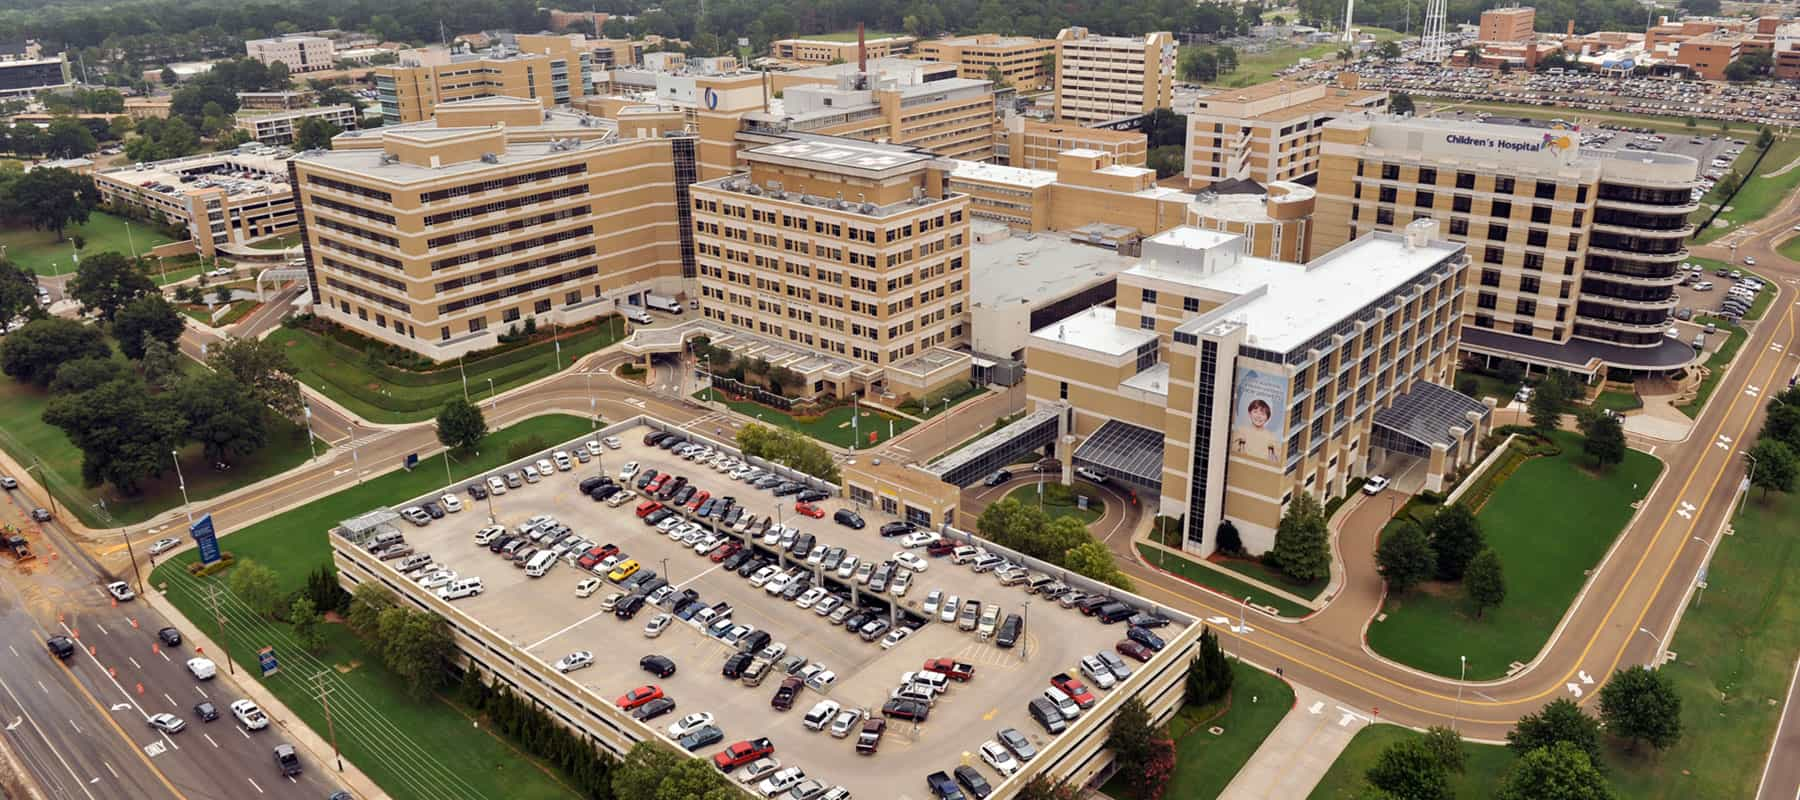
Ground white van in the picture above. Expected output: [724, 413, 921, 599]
[437, 577, 484, 600]
[624, 306, 653, 324]
[525, 550, 557, 577]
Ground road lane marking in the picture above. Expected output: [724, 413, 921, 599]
[36, 681, 46, 694]
[104, 761, 118, 779]
[57, 622, 176, 752]
[126, 657, 140, 670]
[0, 675, 100, 800]
[193, 686, 206, 698]
[93, 623, 107, 636]
[247, 777, 264, 794]
[7, 645, 17, 658]
[158, 650, 169, 662]
[162, 693, 175, 706]
[203, 733, 218, 749]
[68, 718, 80, 734]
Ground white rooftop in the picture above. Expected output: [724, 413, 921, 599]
[950, 160, 1057, 189]
[743, 138, 934, 172]
[1029, 306, 1158, 357]
[972, 231, 1138, 310]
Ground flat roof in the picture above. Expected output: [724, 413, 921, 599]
[741, 137, 935, 172]
[297, 135, 615, 184]
[1187, 232, 1462, 352]
[972, 232, 1137, 311]
[949, 160, 1057, 189]
[1029, 306, 1157, 357]
[97, 148, 294, 197]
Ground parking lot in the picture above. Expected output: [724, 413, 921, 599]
[382, 423, 1171, 799]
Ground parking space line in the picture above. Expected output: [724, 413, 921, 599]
[526, 607, 618, 650]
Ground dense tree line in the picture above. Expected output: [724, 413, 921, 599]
[736, 422, 840, 483]
[0, 166, 99, 242]
[976, 496, 1133, 588]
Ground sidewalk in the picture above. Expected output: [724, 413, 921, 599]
[1217, 683, 1370, 800]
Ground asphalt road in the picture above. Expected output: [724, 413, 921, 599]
[0, 493, 343, 800]
[1758, 657, 1800, 800]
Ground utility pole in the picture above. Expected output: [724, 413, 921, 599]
[203, 583, 235, 675]
[311, 670, 344, 771]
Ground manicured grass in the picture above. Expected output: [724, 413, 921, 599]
[0, 368, 321, 528]
[1197, 27, 1403, 89]
[1214, 554, 1327, 602]
[1454, 369, 1520, 404]
[178, 300, 256, 327]
[1102, 662, 1294, 800]
[1780, 235, 1800, 262]
[247, 232, 300, 250]
[699, 391, 916, 449]
[1596, 491, 1800, 798]
[1677, 315, 1748, 419]
[1003, 481, 1104, 525]
[1307, 723, 1514, 799]
[270, 320, 625, 424]
[1590, 388, 1643, 415]
[1367, 431, 1661, 679]
[1136, 542, 1313, 618]
[0, 211, 177, 275]
[1695, 135, 1800, 244]
[148, 416, 591, 800]
[903, 381, 988, 420]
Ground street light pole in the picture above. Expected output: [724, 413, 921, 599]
[122, 529, 146, 595]
[1739, 451, 1758, 515]
[487, 378, 497, 410]
[349, 422, 362, 484]
[170, 450, 193, 524]
[1237, 595, 1251, 633]
[1454, 655, 1466, 731]
[459, 355, 468, 401]
[302, 403, 318, 460]
[586, 370, 596, 429]
[1638, 626, 1663, 667]
[1021, 600, 1030, 661]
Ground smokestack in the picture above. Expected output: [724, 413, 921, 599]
[858, 23, 867, 74]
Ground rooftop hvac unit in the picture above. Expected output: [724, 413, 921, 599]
[745, 184, 763, 195]
[480, 153, 499, 164]
[378, 153, 398, 165]
[860, 203, 876, 214]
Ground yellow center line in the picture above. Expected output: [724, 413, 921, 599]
[51, 653, 189, 800]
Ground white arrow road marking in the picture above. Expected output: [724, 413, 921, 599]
[1717, 435, 1734, 450]
[1677, 502, 1697, 520]
[1772, 343, 1784, 352]
[1308, 701, 1325, 715]
[1747, 385, 1761, 398]
[1579, 670, 1594, 685]
[4, 717, 18, 731]
[1206, 616, 1230, 626]
[109, 703, 130, 712]
[1336, 706, 1372, 727]
[143, 741, 166, 757]
[1567, 683, 1583, 698]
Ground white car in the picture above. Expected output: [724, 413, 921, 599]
[602, 436, 622, 450]
[879, 627, 911, 649]
[828, 707, 865, 738]
[147, 712, 187, 734]
[619, 462, 640, 481]
[1363, 475, 1390, 494]
[666, 712, 715, 738]
[486, 475, 507, 495]
[940, 595, 960, 624]
[643, 613, 672, 638]
[804, 669, 837, 693]
[901, 530, 940, 549]
[535, 458, 555, 476]
[1080, 655, 1118, 690]
[420, 570, 458, 589]
[835, 556, 860, 579]
[763, 573, 794, 595]
[803, 700, 841, 731]
[606, 489, 635, 508]
[439, 494, 463, 513]
[552, 451, 573, 471]
[105, 581, 135, 601]
[522, 465, 541, 483]
[230, 699, 269, 730]
[584, 440, 603, 457]
[757, 767, 805, 797]
[795, 587, 828, 609]
[555, 650, 594, 673]
[204, 267, 233, 278]
[147, 537, 181, 555]
[890, 569, 913, 596]
[748, 565, 780, 587]
[980, 740, 1021, 776]
[575, 577, 602, 598]
[186, 657, 217, 680]
[922, 590, 942, 616]
[892, 552, 928, 572]
[737, 757, 780, 783]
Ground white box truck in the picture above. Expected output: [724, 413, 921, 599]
[645, 294, 683, 314]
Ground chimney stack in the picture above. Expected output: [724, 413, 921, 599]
[858, 23, 867, 74]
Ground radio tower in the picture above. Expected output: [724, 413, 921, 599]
[1420, 0, 1449, 64]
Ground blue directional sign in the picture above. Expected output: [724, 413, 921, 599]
[257, 646, 280, 677]
[189, 514, 221, 565]
[404, 453, 419, 470]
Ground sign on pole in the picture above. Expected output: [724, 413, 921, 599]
[404, 453, 419, 471]
[257, 646, 280, 677]
[189, 514, 221, 566]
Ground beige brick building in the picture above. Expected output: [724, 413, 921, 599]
[1183, 80, 1388, 191]
[999, 114, 1147, 171]
[1478, 7, 1537, 43]
[913, 34, 1056, 90]
[769, 59, 997, 162]
[770, 35, 915, 65]
[245, 35, 335, 74]
[948, 149, 1190, 237]
[94, 149, 299, 258]
[1053, 28, 1177, 125]
[375, 34, 590, 125]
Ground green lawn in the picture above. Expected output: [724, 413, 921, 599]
[698, 390, 916, 448]
[270, 320, 625, 424]
[1695, 135, 1800, 244]
[148, 415, 591, 800]
[902, 381, 988, 420]
[1102, 662, 1294, 800]
[247, 232, 301, 250]
[1215, 554, 1327, 602]
[0, 368, 321, 528]
[0, 211, 177, 275]
[1677, 316, 1748, 419]
[1454, 369, 1520, 405]
[1367, 431, 1662, 679]
[1307, 724, 1514, 799]
[1003, 481, 1104, 525]
[1136, 542, 1313, 618]
[179, 300, 256, 327]
[1590, 389, 1643, 415]
[1198, 27, 1403, 89]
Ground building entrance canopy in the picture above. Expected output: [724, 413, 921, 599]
[1072, 419, 1165, 492]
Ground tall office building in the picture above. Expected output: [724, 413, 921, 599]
[375, 34, 590, 125]
[1027, 220, 1481, 556]
[0, 41, 71, 98]
[1183, 81, 1387, 191]
[913, 34, 1056, 90]
[1053, 27, 1177, 125]
[244, 35, 336, 73]
[1477, 7, 1537, 43]
[1313, 114, 1700, 377]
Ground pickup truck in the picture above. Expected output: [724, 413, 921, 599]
[771, 676, 803, 711]
[922, 658, 975, 682]
[926, 770, 966, 800]
[712, 737, 775, 771]
[1050, 672, 1096, 709]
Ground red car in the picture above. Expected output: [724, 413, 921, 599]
[635, 500, 664, 518]
[646, 474, 669, 493]
[1050, 672, 1096, 709]
[709, 540, 742, 563]
[615, 685, 664, 710]
[926, 540, 957, 557]
[712, 737, 775, 770]
[686, 491, 711, 513]
[794, 502, 825, 519]
[1116, 640, 1155, 663]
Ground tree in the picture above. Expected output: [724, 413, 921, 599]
[1759, 401, 1800, 451]
[1598, 666, 1682, 751]
[1015, 774, 1083, 800]
[1508, 697, 1603, 767]
[1214, 44, 1238, 73]
[1747, 439, 1798, 496]
[294, 116, 342, 150]
[1427, 503, 1483, 581]
[1181, 48, 1219, 82]
[228, 558, 284, 619]
[42, 375, 183, 491]
[379, 607, 454, 699]
[1365, 736, 1453, 800]
[1041, 516, 1092, 563]
[67, 251, 155, 322]
[1579, 411, 1626, 469]
[176, 372, 271, 464]
[140, 337, 181, 389]
[1270, 492, 1331, 583]
[1529, 384, 1564, 433]
[10, 167, 96, 241]
[1422, 726, 1465, 774]
[436, 398, 488, 453]
[45, 118, 99, 159]
[111, 294, 184, 359]
[346, 582, 393, 637]
[1376, 40, 1403, 60]
[735, 422, 839, 482]
[612, 741, 732, 799]
[1758, 127, 1776, 151]
[1107, 697, 1157, 785]
[1147, 145, 1184, 179]
[1, 317, 111, 385]
[1391, 91, 1416, 116]
[289, 596, 325, 652]
[0, 260, 39, 326]
[1497, 741, 1615, 800]
[48, 355, 129, 395]
[204, 335, 304, 419]
[1465, 548, 1508, 618]
[1377, 520, 1436, 595]
[1186, 626, 1234, 705]
[1065, 540, 1132, 589]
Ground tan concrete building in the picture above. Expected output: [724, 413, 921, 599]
[1676, 33, 1746, 79]
[999, 114, 1147, 171]
[689, 136, 971, 395]
[762, 58, 996, 162]
[94, 148, 299, 259]
[237, 90, 316, 111]
[1183, 80, 1388, 191]
[1478, 7, 1538, 43]
[1053, 27, 1177, 125]
[947, 150, 1191, 237]
[913, 34, 1056, 90]
[236, 104, 359, 145]
[290, 101, 690, 359]
[245, 35, 335, 74]
[1186, 181, 1317, 263]
[771, 35, 915, 65]
[1026, 220, 1481, 556]
[375, 34, 590, 125]
[1312, 113, 1701, 377]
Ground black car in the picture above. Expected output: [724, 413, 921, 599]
[1127, 612, 1171, 629]
[578, 476, 608, 494]
[46, 635, 75, 660]
[792, 534, 815, 558]
[954, 765, 993, 799]
[982, 469, 1012, 487]
[995, 614, 1022, 649]
[844, 612, 873, 632]
[466, 483, 489, 500]
[881, 698, 929, 721]
[722, 651, 753, 679]
[635, 469, 660, 490]
[644, 431, 669, 446]
[640, 654, 677, 677]
[644, 508, 673, 526]
[1127, 625, 1166, 652]
[722, 550, 753, 570]
[772, 482, 804, 497]
[797, 489, 829, 503]
[678, 725, 723, 752]
[879, 521, 913, 538]
[489, 534, 517, 553]
[590, 484, 621, 501]
[632, 697, 676, 721]
[422, 501, 445, 519]
[193, 701, 219, 722]
[834, 509, 866, 530]
[671, 485, 696, 505]
[737, 557, 769, 577]
[156, 627, 182, 647]
[780, 577, 811, 601]
[754, 475, 783, 489]
[615, 594, 648, 619]
[658, 436, 684, 450]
